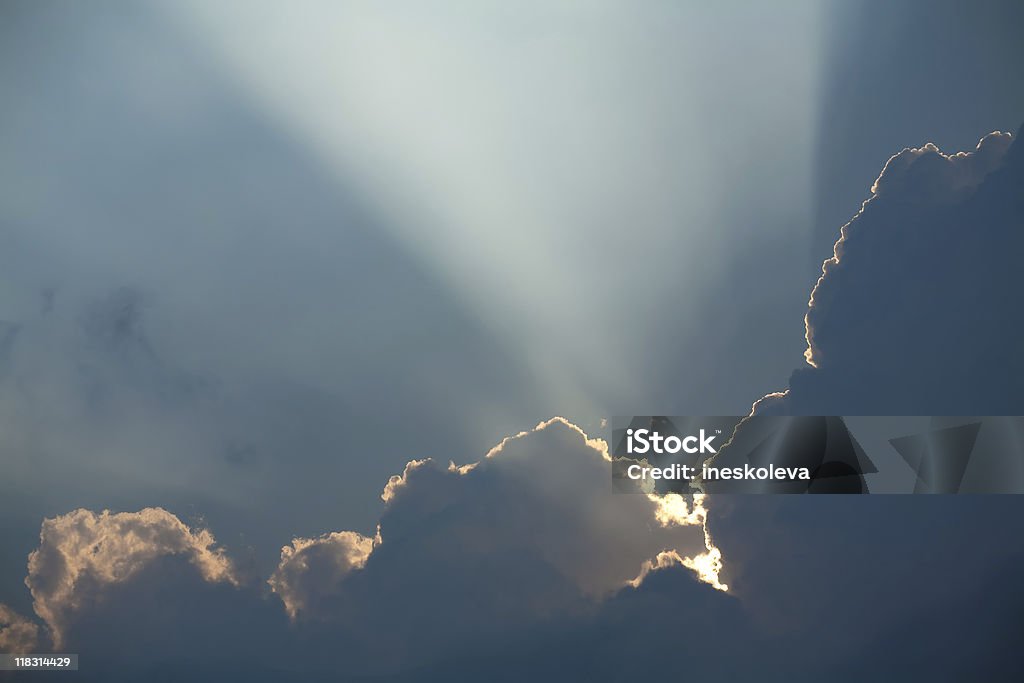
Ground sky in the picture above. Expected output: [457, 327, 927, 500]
[1, 1, 1023, 680]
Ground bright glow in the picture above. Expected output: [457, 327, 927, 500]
[646, 492, 728, 591]
[170, 0, 826, 415]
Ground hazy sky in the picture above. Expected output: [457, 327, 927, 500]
[1, 2, 1022, 679]
[1, 0, 829, 574]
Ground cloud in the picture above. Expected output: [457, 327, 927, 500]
[701, 125, 1024, 680]
[866, 133, 1011, 199]
[267, 531, 374, 620]
[1, 409, 1020, 680]
[5, 418, 723, 675]
[389, 563, 751, 682]
[755, 126, 1024, 415]
[25, 507, 238, 647]
[0, 604, 39, 654]
[268, 417, 723, 665]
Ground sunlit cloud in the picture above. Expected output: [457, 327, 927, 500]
[26, 508, 238, 647]
[650, 492, 727, 590]
[0, 604, 40, 654]
[268, 531, 374, 620]
[270, 416, 723, 633]
[7, 416, 727, 671]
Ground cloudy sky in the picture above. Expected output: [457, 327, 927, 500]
[1, 1, 1023, 680]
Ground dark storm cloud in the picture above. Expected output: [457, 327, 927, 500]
[756, 126, 1024, 415]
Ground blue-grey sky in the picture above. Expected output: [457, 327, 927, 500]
[1, 1, 1023, 680]
[1, 0, 826, 583]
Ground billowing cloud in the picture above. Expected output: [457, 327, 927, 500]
[863, 132, 1011, 202]
[4, 418, 723, 675]
[376, 417, 718, 595]
[268, 417, 723, 663]
[0, 604, 39, 654]
[268, 531, 374, 620]
[25, 507, 238, 647]
[707, 125, 1024, 680]
[755, 126, 1024, 415]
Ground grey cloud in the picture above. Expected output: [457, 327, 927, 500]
[269, 417, 720, 665]
[756, 125, 1024, 415]
[696, 124, 1024, 682]
[5, 403, 1023, 681]
[704, 495, 1024, 682]
[8, 417, 722, 677]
